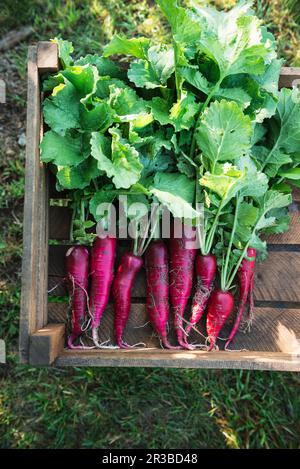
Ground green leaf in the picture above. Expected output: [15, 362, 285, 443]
[57, 157, 101, 190]
[169, 91, 199, 131]
[252, 146, 292, 178]
[179, 66, 211, 94]
[196, 100, 253, 167]
[156, 0, 202, 45]
[177, 155, 196, 179]
[149, 97, 171, 126]
[103, 35, 151, 60]
[51, 38, 73, 68]
[91, 129, 143, 189]
[274, 87, 300, 154]
[108, 85, 149, 120]
[278, 168, 300, 180]
[200, 163, 268, 205]
[193, 3, 269, 78]
[216, 87, 252, 110]
[40, 131, 86, 166]
[80, 102, 114, 132]
[75, 54, 125, 79]
[128, 45, 175, 89]
[151, 172, 198, 220]
[43, 80, 80, 135]
[254, 190, 292, 234]
[61, 64, 99, 102]
[89, 187, 119, 222]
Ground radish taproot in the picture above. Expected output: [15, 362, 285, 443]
[89, 235, 117, 347]
[112, 252, 144, 348]
[169, 222, 197, 348]
[145, 240, 180, 349]
[206, 289, 234, 351]
[65, 245, 89, 349]
[184, 253, 217, 348]
[225, 247, 256, 349]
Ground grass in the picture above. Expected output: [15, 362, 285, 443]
[0, 0, 300, 449]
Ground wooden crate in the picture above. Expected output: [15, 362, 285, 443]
[20, 42, 300, 370]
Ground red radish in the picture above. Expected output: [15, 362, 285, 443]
[65, 245, 89, 348]
[112, 252, 143, 348]
[206, 289, 234, 351]
[145, 241, 180, 349]
[225, 247, 256, 349]
[184, 253, 217, 348]
[89, 235, 117, 347]
[169, 222, 197, 348]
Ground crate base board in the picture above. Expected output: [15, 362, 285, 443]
[29, 323, 65, 365]
[55, 349, 300, 372]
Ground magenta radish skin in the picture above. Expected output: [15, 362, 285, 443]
[225, 248, 256, 349]
[89, 236, 117, 344]
[145, 241, 179, 349]
[206, 289, 235, 351]
[65, 245, 89, 348]
[184, 253, 217, 347]
[169, 222, 197, 348]
[112, 252, 143, 348]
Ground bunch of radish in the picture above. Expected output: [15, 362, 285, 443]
[41, 0, 300, 352]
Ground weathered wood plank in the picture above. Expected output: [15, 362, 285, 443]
[37, 41, 59, 73]
[29, 324, 65, 365]
[20, 46, 41, 362]
[49, 206, 72, 240]
[279, 67, 300, 89]
[48, 303, 300, 353]
[254, 252, 300, 302]
[48, 303, 161, 348]
[55, 349, 300, 372]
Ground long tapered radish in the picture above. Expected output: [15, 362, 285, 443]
[169, 222, 197, 348]
[65, 245, 89, 348]
[184, 253, 217, 347]
[225, 248, 256, 349]
[145, 240, 180, 349]
[112, 252, 143, 348]
[206, 289, 234, 351]
[89, 235, 117, 347]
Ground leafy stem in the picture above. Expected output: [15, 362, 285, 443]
[204, 199, 224, 255]
[173, 40, 181, 101]
[221, 195, 240, 291]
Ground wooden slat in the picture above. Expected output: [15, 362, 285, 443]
[20, 46, 42, 362]
[279, 67, 300, 89]
[37, 42, 59, 73]
[29, 324, 65, 365]
[49, 206, 72, 240]
[55, 349, 300, 372]
[254, 252, 300, 303]
[48, 303, 300, 353]
[48, 303, 161, 348]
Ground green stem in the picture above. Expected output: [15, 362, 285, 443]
[221, 196, 240, 291]
[225, 240, 251, 292]
[261, 138, 280, 172]
[189, 77, 224, 160]
[80, 199, 85, 223]
[173, 40, 181, 101]
[204, 200, 224, 255]
[69, 206, 76, 242]
[133, 230, 139, 256]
